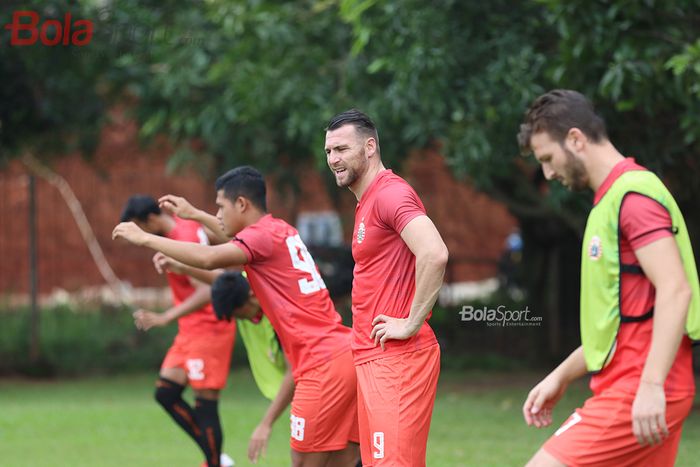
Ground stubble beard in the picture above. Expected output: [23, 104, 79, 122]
[563, 147, 588, 191]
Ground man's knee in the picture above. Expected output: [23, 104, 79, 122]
[154, 378, 185, 407]
[194, 388, 220, 401]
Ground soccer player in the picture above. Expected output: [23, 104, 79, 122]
[324, 110, 449, 466]
[118, 195, 236, 467]
[518, 89, 699, 467]
[113, 168, 360, 467]
[209, 270, 287, 401]
[210, 270, 292, 464]
[156, 258, 291, 464]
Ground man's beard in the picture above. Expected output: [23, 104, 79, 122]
[335, 148, 364, 188]
[336, 165, 359, 187]
[563, 147, 588, 191]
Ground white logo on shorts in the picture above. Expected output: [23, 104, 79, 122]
[555, 412, 582, 436]
[373, 432, 385, 459]
[291, 414, 306, 441]
[186, 359, 205, 381]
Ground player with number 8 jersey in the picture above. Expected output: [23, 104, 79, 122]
[112, 166, 360, 466]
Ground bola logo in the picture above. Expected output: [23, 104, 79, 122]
[3, 10, 94, 47]
[357, 219, 366, 244]
[588, 235, 602, 261]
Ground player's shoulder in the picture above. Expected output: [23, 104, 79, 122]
[374, 171, 419, 201]
[382, 170, 417, 189]
[242, 214, 296, 238]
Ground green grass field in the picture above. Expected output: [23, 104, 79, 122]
[1, 369, 698, 466]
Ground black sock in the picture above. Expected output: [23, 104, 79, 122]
[195, 397, 223, 467]
[154, 378, 210, 458]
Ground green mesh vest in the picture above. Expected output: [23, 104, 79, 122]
[238, 314, 286, 400]
[580, 169, 700, 372]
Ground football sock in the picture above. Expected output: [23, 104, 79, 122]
[195, 397, 223, 467]
[154, 378, 209, 456]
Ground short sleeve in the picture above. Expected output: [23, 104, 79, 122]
[376, 181, 426, 233]
[620, 193, 673, 251]
[196, 227, 209, 245]
[233, 224, 273, 263]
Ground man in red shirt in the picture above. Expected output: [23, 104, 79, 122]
[118, 195, 236, 467]
[113, 169, 360, 467]
[518, 90, 696, 466]
[324, 110, 449, 466]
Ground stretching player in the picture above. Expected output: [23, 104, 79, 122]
[155, 259, 292, 465]
[114, 168, 360, 467]
[118, 195, 235, 467]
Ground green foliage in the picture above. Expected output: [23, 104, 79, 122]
[94, 0, 700, 231]
[5, 0, 699, 221]
[538, 0, 700, 206]
[4, 1, 700, 361]
[0, 0, 113, 163]
[0, 305, 177, 376]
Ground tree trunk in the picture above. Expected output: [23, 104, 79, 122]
[28, 174, 40, 363]
[21, 154, 130, 304]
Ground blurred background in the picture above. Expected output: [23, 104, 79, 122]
[3, 0, 699, 375]
[1, 1, 700, 465]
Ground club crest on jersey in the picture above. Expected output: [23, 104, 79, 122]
[357, 219, 366, 244]
[588, 235, 602, 260]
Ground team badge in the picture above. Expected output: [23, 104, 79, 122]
[588, 235, 602, 260]
[357, 219, 366, 244]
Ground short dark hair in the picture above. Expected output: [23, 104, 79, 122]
[214, 166, 267, 211]
[517, 89, 608, 155]
[120, 195, 160, 222]
[325, 109, 380, 149]
[210, 271, 250, 321]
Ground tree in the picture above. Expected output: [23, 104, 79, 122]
[0, 0, 117, 365]
[5, 0, 700, 361]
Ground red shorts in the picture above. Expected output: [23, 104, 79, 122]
[355, 344, 440, 467]
[544, 389, 694, 466]
[290, 349, 359, 452]
[161, 332, 235, 390]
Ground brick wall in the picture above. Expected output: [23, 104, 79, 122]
[0, 117, 516, 296]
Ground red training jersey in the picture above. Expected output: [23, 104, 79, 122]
[589, 158, 694, 397]
[351, 170, 438, 365]
[166, 217, 235, 337]
[233, 214, 352, 379]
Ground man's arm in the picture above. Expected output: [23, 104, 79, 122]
[159, 194, 231, 244]
[370, 215, 448, 349]
[632, 236, 692, 446]
[152, 252, 225, 285]
[248, 363, 295, 463]
[522, 345, 587, 428]
[134, 278, 211, 330]
[112, 221, 247, 270]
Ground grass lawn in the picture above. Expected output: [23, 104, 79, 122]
[1, 369, 699, 466]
